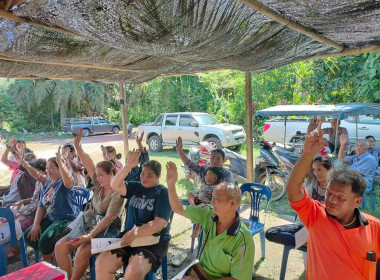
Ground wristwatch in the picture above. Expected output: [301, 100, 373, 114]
[133, 227, 139, 237]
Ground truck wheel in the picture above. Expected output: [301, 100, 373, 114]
[206, 137, 222, 149]
[258, 172, 286, 201]
[112, 126, 120, 134]
[82, 128, 90, 137]
[148, 135, 163, 152]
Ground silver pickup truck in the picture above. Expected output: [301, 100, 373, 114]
[137, 112, 246, 152]
[62, 117, 120, 137]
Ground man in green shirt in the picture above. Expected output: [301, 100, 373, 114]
[166, 161, 254, 280]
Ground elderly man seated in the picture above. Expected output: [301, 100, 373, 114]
[166, 161, 254, 280]
[338, 135, 377, 187]
[287, 128, 380, 279]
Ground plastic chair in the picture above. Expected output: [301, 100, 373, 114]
[73, 186, 91, 210]
[0, 207, 29, 276]
[361, 180, 375, 210]
[240, 182, 272, 259]
[265, 224, 307, 280]
[34, 186, 91, 263]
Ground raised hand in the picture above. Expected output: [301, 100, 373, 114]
[340, 134, 348, 146]
[6, 137, 16, 151]
[166, 161, 178, 187]
[303, 130, 325, 156]
[176, 136, 183, 152]
[136, 131, 144, 148]
[56, 146, 63, 163]
[125, 149, 141, 169]
[73, 129, 82, 147]
[14, 150, 25, 164]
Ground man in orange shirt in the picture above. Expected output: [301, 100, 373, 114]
[286, 124, 380, 280]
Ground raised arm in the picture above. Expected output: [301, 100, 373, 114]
[286, 129, 325, 202]
[1, 138, 15, 167]
[100, 145, 108, 161]
[16, 151, 46, 184]
[166, 161, 187, 217]
[110, 150, 140, 196]
[73, 130, 96, 179]
[136, 131, 145, 152]
[338, 134, 349, 162]
[56, 146, 74, 189]
[176, 136, 190, 165]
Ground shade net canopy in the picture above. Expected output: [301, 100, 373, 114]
[0, 0, 379, 84]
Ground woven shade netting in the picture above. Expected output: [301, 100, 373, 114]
[0, 0, 379, 84]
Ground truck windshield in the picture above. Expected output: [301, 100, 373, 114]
[194, 114, 219, 125]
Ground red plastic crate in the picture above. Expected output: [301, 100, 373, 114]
[0, 262, 67, 280]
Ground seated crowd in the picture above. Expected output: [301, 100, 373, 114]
[1, 118, 379, 279]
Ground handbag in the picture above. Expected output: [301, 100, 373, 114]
[0, 218, 22, 245]
[66, 212, 103, 240]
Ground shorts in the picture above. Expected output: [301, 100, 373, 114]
[111, 242, 169, 272]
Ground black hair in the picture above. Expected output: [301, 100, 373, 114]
[327, 167, 367, 197]
[365, 135, 376, 141]
[63, 143, 75, 153]
[211, 148, 225, 160]
[105, 146, 122, 160]
[207, 167, 224, 181]
[47, 157, 59, 168]
[312, 156, 332, 170]
[30, 158, 47, 172]
[142, 160, 161, 177]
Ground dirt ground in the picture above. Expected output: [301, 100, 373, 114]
[2, 133, 305, 279]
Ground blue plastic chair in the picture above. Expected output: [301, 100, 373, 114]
[361, 180, 375, 210]
[73, 186, 91, 210]
[0, 207, 29, 276]
[240, 182, 272, 259]
[34, 186, 91, 263]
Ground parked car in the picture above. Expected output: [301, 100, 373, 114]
[137, 112, 246, 152]
[62, 117, 121, 137]
[258, 104, 380, 149]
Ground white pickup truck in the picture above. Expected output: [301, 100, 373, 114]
[263, 115, 380, 148]
[137, 112, 246, 152]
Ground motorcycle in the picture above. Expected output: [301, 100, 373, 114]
[255, 140, 301, 200]
[127, 123, 133, 137]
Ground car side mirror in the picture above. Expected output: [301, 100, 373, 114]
[191, 122, 199, 127]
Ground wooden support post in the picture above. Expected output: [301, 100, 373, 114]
[245, 71, 254, 182]
[119, 83, 129, 159]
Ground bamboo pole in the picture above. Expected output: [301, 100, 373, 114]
[237, 0, 344, 51]
[119, 83, 129, 159]
[309, 44, 380, 60]
[0, 55, 140, 73]
[245, 71, 254, 182]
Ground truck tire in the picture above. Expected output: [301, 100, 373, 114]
[112, 126, 120, 134]
[82, 128, 90, 137]
[258, 172, 286, 201]
[148, 135, 163, 152]
[206, 137, 222, 149]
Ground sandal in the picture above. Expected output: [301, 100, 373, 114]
[171, 252, 188, 267]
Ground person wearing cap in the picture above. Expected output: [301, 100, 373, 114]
[307, 117, 349, 153]
[287, 125, 380, 279]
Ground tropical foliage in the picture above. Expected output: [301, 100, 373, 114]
[0, 52, 379, 132]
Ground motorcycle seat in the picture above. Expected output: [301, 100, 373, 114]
[275, 148, 300, 166]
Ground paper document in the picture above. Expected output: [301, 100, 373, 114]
[91, 238, 123, 254]
[67, 211, 83, 230]
[171, 259, 199, 280]
[294, 226, 308, 249]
